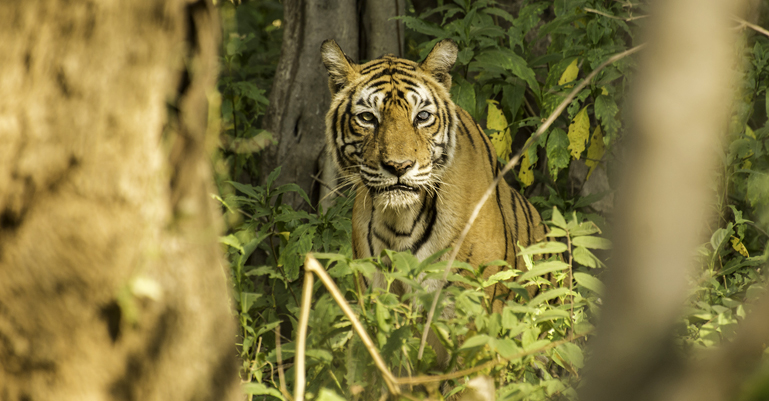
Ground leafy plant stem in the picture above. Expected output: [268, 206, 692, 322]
[417, 43, 647, 361]
[566, 231, 574, 341]
[303, 254, 401, 395]
[276, 324, 293, 401]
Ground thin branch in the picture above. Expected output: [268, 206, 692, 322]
[275, 325, 293, 401]
[293, 270, 313, 401]
[584, 7, 648, 22]
[303, 255, 401, 395]
[733, 16, 769, 38]
[417, 43, 648, 360]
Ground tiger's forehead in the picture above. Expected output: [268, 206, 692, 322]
[352, 56, 436, 109]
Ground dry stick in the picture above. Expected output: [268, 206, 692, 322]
[294, 270, 314, 401]
[275, 325, 293, 401]
[584, 7, 648, 22]
[734, 16, 769, 38]
[303, 255, 401, 395]
[416, 43, 648, 360]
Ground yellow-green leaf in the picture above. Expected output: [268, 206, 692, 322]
[585, 125, 604, 180]
[558, 58, 579, 88]
[486, 99, 513, 162]
[567, 106, 590, 159]
[518, 150, 534, 187]
[731, 236, 749, 257]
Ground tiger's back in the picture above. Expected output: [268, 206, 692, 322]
[321, 39, 546, 310]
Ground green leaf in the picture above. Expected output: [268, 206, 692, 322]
[219, 234, 243, 253]
[254, 320, 281, 338]
[547, 128, 570, 179]
[240, 292, 261, 314]
[574, 272, 605, 295]
[556, 342, 584, 368]
[471, 49, 540, 96]
[492, 338, 520, 359]
[594, 95, 620, 141]
[574, 191, 611, 209]
[547, 228, 568, 237]
[451, 77, 477, 118]
[571, 236, 612, 250]
[316, 388, 346, 401]
[535, 309, 570, 322]
[274, 183, 312, 207]
[306, 349, 333, 364]
[569, 222, 601, 237]
[375, 300, 392, 333]
[527, 287, 570, 306]
[460, 334, 493, 350]
[395, 15, 447, 38]
[518, 260, 569, 282]
[266, 167, 282, 190]
[241, 382, 284, 399]
[573, 246, 604, 268]
[518, 240, 567, 256]
[484, 270, 519, 287]
[710, 224, 734, 252]
[551, 207, 567, 229]
[227, 181, 262, 200]
[279, 224, 317, 281]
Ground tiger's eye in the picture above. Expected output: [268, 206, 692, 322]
[357, 112, 376, 124]
[416, 111, 430, 122]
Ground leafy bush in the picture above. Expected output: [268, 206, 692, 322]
[214, 0, 769, 400]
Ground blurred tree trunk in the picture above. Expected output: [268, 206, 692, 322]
[578, 1, 756, 401]
[0, 1, 238, 400]
[261, 0, 404, 210]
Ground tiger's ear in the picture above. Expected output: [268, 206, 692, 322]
[419, 39, 458, 90]
[321, 40, 357, 94]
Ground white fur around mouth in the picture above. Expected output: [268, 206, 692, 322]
[372, 186, 421, 209]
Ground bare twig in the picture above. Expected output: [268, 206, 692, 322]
[293, 270, 314, 401]
[303, 255, 401, 395]
[733, 15, 769, 38]
[417, 43, 648, 360]
[584, 7, 648, 22]
[275, 325, 293, 401]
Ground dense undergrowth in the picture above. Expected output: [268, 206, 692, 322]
[212, 1, 769, 400]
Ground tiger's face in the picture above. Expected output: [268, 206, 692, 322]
[321, 40, 459, 209]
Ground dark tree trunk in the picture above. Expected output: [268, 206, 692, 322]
[261, 0, 404, 209]
[0, 1, 239, 400]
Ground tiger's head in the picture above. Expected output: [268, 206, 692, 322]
[321, 39, 459, 210]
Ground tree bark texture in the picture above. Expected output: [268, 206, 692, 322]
[578, 0, 752, 401]
[0, 1, 239, 400]
[262, 0, 405, 209]
[361, 0, 405, 60]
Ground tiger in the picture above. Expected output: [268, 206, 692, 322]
[320, 38, 547, 363]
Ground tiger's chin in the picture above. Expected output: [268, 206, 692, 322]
[371, 185, 422, 210]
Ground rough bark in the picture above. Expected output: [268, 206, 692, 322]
[0, 1, 239, 400]
[578, 1, 750, 400]
[261, 0, 406, 210]
[262, 0, 358, 210]
[361, 0, 405, 60]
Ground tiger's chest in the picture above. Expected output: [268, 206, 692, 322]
[351, 187, 454, 261]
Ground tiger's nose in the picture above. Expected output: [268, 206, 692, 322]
[382, 159, 414, 177]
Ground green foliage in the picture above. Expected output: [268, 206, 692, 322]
[222, 176, 605, 400]
[215, 0, 282, 184]
[219, 167, 353, 386]
[216, 0, 769, 399]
